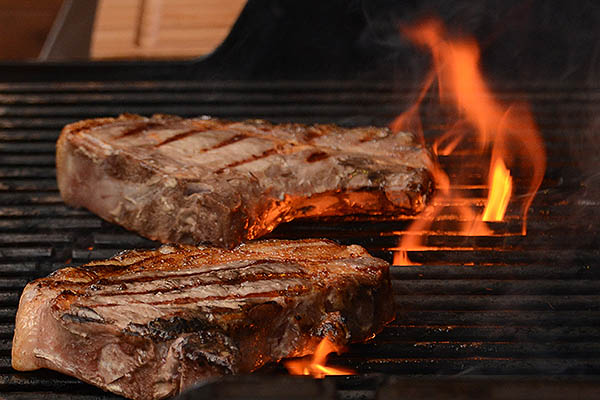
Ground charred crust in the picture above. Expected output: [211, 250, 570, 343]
[313, 312, 349, 344]
[125, 315, 213, 341]
[176, 331, 240, 374]
[367, 170, 387, 186]
[339, 155, 374, 170]
[306, 151, 330, 162]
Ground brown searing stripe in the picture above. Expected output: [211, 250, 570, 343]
[153, 119, 231, 147]
[90, 284, 310, 307]
[87, 270, 309, 298]
[78, 252, 177, 273]
[82, 259, 288, 286]
[117, 122, 164, 138]
[53, 251, 342, 289]
[147, 286, 309, 305]
[158, 130, 249, 150]
[208, 133, 250, 149]
[156, 128, 210, 146]
[215, 148, 280, 173]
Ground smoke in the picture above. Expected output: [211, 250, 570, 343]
[211, 1, 599, 85]
[358, 0, 600, 84]
[570, 79, 600, 246]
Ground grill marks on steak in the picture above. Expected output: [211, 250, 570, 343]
[12, 239, 394, 400]
[56, 114, 433, 248]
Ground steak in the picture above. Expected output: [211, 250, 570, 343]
[56, 114, 433, 248]
[12, 239, 394, 400]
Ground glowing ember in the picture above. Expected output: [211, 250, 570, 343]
[482, 159, 513, 222]
[284, 337, 354, 378]
[392, 18, 546, 264]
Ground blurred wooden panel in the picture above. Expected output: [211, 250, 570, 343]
[91, 0, 246, 59]
[0, 0, 63, 60]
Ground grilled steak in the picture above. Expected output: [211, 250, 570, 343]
[12, 239, 394, 400]
[56, 114, 433, 248]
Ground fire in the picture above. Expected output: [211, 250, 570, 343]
[482, 159, 513, 222]
[284, 337, 354, 378]
[393, 19, 546, 264]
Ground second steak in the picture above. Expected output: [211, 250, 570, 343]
[57, 114, 433, 247]
[12, 239, 394, 400]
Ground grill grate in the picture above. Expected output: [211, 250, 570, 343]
[0, 80, 599, 399]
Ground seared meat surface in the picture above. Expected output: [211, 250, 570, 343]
[12, 239, 394, 400]
[56, 114, 433, 248]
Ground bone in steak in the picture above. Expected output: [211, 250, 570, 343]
[12, 239, 394, 400]
[56, 114, 433, 248]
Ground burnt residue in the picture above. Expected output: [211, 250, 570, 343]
[126, 316, 213, 341]
[306, 151, 330, 163]
[176, 331, 240, 373]
[123, 318, 242, 372]
[367, 170, 387, 186]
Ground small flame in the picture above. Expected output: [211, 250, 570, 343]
[393, 250, 420, 266]
[392, 18, 546, 264]
[482, 159, 513, 221]
[284, 337, 354, 378]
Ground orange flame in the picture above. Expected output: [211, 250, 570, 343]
[284, 337, 354, 378]
[392, 18, 546, 264]
[482, 159, 513, 221]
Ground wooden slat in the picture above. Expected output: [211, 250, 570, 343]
[91, 0, 246, 59]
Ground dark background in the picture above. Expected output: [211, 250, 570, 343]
[2, 0, 598, 84]
[205, 0, 600, 84]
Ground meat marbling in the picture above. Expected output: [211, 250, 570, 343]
[12, 239, 394, 400]
[56, 114, 433, 248]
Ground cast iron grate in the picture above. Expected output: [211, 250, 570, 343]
[0, 80, 599, 399]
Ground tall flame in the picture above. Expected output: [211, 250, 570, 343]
[482, 159, 512, 222]
[284, 337, 354, 378]
[393, 19, 546, 264]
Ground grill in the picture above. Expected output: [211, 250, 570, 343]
[0, 78, 599, 399]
